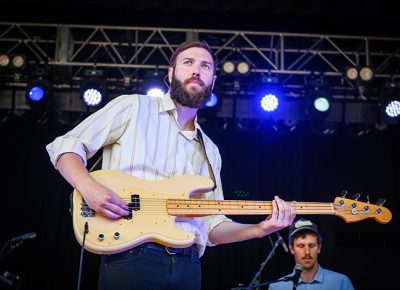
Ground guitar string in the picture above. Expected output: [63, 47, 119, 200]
[81, 203, 383, 214]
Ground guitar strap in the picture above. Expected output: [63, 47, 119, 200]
[197, 129, 217, 191]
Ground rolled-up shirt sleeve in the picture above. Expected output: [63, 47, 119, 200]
[46, 94, 135, 169]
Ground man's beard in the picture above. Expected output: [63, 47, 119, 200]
[170, 74, 213, 109]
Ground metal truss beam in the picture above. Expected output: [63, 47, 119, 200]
[1, 22, 400, 98]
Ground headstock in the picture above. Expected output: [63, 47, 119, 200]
[333, 193, 392, 224]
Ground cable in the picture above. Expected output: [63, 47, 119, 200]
[76, 222, 89, 290]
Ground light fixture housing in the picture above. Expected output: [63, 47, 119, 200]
[0, 53, 26, 69]
[237, 61, 250, 75]
[359, 66, 374, 82]
[222, 61, 235, 74]
[345, 66, 359, 81]
[221, 61, 250, 75]
[380, 82, 400, 122]
[344, 66, 374, 84]
[25, 77, 52, 109]
[79, 78, 108, 108]
[305, 81, 332, 121]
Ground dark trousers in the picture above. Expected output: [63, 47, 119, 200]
[98, 243, 201, 290]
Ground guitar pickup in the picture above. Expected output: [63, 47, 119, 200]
[124, 194, 140, 220]
[130, 194, 140, 211]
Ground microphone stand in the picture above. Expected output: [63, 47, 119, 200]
[247, 235, 283, 290]
[0, 239, 24, 290]
[0, 240, 25, 261]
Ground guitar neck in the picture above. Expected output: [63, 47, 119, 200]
[167, 199, 336, 217]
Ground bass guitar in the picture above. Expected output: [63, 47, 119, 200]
[71, 169, 392, 254]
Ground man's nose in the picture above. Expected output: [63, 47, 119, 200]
[191, 65, 201, 76]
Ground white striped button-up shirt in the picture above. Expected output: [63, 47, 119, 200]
[46, 93, 231, 257]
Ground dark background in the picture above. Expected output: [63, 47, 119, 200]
[1, 1, 400, 290]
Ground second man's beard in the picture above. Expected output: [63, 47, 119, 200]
[170, 75, 213, 109]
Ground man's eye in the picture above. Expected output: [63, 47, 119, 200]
[184, 60, 192, 65]
[202, 64, 211, 70]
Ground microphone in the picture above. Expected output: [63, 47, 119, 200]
[276, 232, 289, 253]
[10, 232, 37, 242]
[284, 264, 304, 289]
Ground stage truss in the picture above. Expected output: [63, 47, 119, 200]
[1, 22, 400, 129]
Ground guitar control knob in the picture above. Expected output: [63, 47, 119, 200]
[98, 234, 105, 241]
[114, 232, 120, 240]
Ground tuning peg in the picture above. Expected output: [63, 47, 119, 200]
[351, 193, 361, 200]
[366, 195, 370, 204]
[376, 198, 386, 206]
[341, 190, 348, 197]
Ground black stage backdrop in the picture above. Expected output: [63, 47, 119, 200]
[0, 112, 399, 290]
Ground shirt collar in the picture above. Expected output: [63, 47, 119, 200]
[159, 92, 176, 113]
[159, 92, 202, 140]
[299, 264, 324, 285]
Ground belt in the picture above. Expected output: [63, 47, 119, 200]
[142, 242, 198, 256]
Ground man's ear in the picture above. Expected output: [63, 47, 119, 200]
[168, 67, 173, 83]
[289, 245, 295, 255]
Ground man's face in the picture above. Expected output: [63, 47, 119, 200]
[290, 233, 321, 271]
[168, 47, 216, 108]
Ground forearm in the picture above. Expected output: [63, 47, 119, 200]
[56, 152, 94, 192]
[209, 221, 267, 245]
[56, 152, 129, 218]
[209, 196, 296, 245]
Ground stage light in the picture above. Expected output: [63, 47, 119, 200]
[11, 54, 25, 69]
[359, 66, 374, 82]
[25, 78, 52, 107]
[344, 66, 374, 84]
[147, 87, 165, 98]
[0, 54, 10, 67]
[237, 61, 250, 75]
[345, 67, 358, 81]
[384, 100, 400, 118]
[260, 94, 279, 112]
[80, 78, 107, 108]
[305, 84, 332, 120]
[254, 79, 282, 114]
[28, 86, 45, 102]
[143, 70, 167, 98]
[0, 53, 26, 69]
[222, 61, 235, 74]
[221, 61, 250, 75]
[380, 83, 400, 120]
[205, 92, 218, 108]
[313, 95, 330, 112]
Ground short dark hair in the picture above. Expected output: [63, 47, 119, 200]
[169, 40, 218, 74]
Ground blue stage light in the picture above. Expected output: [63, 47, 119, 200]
[260, 94, 279, 112]
[28, 86, 45, 102]
[25, 78, 52, 108]
[205, 93, 218, 108]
